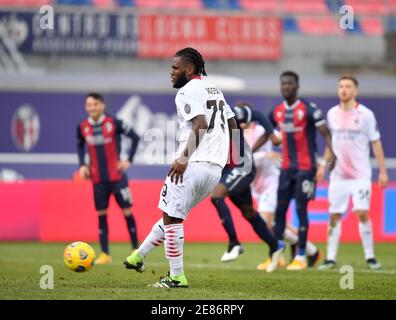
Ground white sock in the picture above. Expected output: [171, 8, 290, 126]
[138, 218, 165, 258]
[327, 220, 341, 261]
[306, 241, 317, 256]
[164, 223, 184, 277]
[359, 220, 375, 260]
[284, 229, 298, 245]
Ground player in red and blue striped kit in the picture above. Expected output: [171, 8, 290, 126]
[269, 71, 336, 270]
[77, 93, 140, 265]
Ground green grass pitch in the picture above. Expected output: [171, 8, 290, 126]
[1, 242, 395, 300]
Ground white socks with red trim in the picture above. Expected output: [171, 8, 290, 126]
[164, 223, 184, 277]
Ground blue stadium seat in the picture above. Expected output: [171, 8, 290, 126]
[283, 16, 298, 33]
[202, 0, 241, 9]
[116, 0, 134, 7]
[56, 0, 91, 5]
[201, 0, 220, 9]
[228, 0, 241, 10]
[386, 16, 396, 32]
[325, 0, 344, 12]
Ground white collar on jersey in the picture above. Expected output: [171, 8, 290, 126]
[88, 114, 105, 125]
[283, 99, 301, 110]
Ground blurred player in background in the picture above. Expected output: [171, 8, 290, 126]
[210, 102, 285, 273]
[317, 75, 388, 270]
[77, 92, 140, 264]
[124, 47, 237, 288]
[245, 123, 321, 270]
[266, 71, 336, 270]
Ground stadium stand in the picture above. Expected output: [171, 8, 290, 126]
[297, 15, 343, 35]
[0, 0, 52, 5]
[1, 0, 394, 36]
[135, 0, 203, 9]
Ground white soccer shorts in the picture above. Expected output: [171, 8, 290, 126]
[253, 174, 279, 213]
[328, 179, 372, 214]
[158, 162, 222, 220]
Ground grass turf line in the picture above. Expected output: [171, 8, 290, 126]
[0, 242, 395, 300]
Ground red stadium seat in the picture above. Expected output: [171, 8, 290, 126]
[359, 17, 384, 36]
[0, 0, 52, 6]
[92, 0, 115, 8]
[389, 0, 396, 13]
[166, 0, 202, 9]
[298, 15, 343, 35]
[282, 0, 328, 14]
[239, 0, 279, 12]
[343, 0, 386, 15]
[134, 0, 166, 8]
[135, 0, 201, 9]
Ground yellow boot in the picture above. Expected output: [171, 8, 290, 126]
[95, 252, 112, 265]
[257, 256, 286, 270]
[287, 258, 307, 270]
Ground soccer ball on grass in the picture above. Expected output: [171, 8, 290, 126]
[63, 241, 96, 272]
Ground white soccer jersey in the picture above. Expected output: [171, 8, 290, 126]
[174, 77, 234, 168]
[327, 103, 380, 180]
[244, 124, 280, 176]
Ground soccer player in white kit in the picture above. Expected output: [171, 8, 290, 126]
[245, 124, 322, 270]
[317, 75, 388, 270]
[124, 47, 238, 288]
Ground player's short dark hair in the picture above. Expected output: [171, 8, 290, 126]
[175, 47, 207, 76]
[339, 74, 359, 87]
[280, 70, 299, 84]
[86, 92, 104, 102]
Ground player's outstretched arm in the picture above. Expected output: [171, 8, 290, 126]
[168, 115, 208, 185]
[372, 139, 389, 188]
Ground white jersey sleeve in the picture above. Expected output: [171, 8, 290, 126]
[366, 110, 381, 142]
[176, 87, 205, 121]
[225, 103, 235, 120]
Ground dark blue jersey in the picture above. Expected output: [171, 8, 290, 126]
[228, 105, 274, 169]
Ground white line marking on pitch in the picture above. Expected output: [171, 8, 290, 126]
[2, 257, 396, 275]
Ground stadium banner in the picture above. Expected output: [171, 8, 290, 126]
[0, 10, 280, 58]
[138, 14, 282, 60]
[0, 10, 138, 55]
[0, 181, 395, 243]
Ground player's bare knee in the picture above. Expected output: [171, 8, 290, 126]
[98, 210, 107, 216]
[330, 214, 341, 227]
[163, 212, 183, 225]
[122, 208, 132, 217]
[357, 211, 369, 223]
[211, 184, 228, 199]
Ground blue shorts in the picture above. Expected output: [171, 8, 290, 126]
[277, 169, 316, 203]
[219, 165, 257, 207]
[93, 175, 133, 211]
